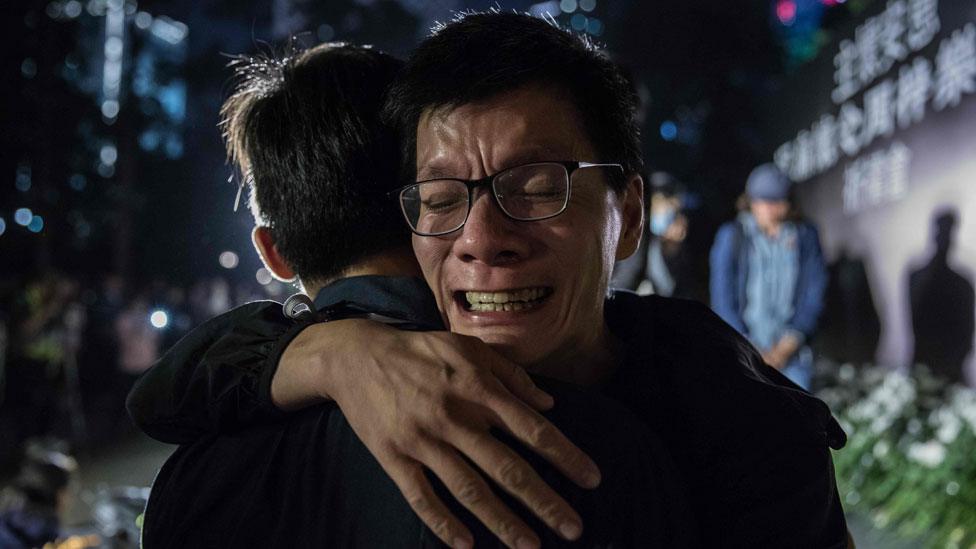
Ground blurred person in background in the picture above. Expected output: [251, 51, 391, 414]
[1, 273, 81, 464]
[0, 439, 77, 549]
[114, 294, 161, 377]
[159, 284, 193, 348]
[77, 275, 125, 445]
[709, 163, 827, 390]
[611, 172, 694, 298]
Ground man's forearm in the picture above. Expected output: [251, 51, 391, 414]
[270, 321, 348, 409]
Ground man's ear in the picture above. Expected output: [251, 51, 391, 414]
[252, 226, 297, 282]
[615, 173, 644, 261]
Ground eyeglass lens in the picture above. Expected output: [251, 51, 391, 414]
[400, 162, 570, 235]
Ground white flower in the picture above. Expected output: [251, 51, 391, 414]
[907, 440, 947, 467]
[949, 387, 976, 433]
[934, 409, 963, 444]
[872, 511, 890, 529]
[870, 415, 894, 434]
[839, 363, 856, 382]
[873, 439, 890, 458]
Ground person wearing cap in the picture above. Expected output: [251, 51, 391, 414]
[610, 172, 696, 298]
[709, 163, 828, 389]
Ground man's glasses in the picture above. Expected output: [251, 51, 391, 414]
[394, 160, 623, 236]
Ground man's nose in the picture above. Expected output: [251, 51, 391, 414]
[453, 191, 531, 266]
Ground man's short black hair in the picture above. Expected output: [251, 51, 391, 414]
[222, 43, 407, 285]
[384, 11, 642, 191]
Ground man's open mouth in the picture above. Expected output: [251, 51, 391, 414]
[457, 287, 553, 312]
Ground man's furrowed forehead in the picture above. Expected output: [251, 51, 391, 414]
[415, 86, 594, 179]
[417, 143, 568, 180]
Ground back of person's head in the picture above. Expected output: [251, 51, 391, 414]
[222, 43, 407, 286]
[648, 172, 683, 200]
[384, 10, 642, 191]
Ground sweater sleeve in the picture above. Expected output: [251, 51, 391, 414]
[126, 301, 315, 444]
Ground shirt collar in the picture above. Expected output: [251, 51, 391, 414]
[312, 275, 444, 329]
[739, 211, 795, 242]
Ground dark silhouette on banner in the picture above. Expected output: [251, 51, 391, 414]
[817, 249, 881, 366]
[909, 209, 975, 385]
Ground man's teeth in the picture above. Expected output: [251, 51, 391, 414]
[465, 288, 548, 312]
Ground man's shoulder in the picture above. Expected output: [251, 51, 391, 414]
[605, 291, 763, 407]
[606, 291, 846, 450]
[795, 219, 822, 245]
[714, 218, 745, 241]
[606, 291, 746, 357]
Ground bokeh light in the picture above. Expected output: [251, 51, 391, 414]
[218, 250, 239, 269]
[27, 215, 44, 233]
[14, 208, 33, 226]
[776, 0, 797, 25]
[149, 309, 169, 329]
[660, 120, 678, 141]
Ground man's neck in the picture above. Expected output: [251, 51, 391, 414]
[303, 247, 422, 297]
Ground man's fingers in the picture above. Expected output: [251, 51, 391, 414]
[453, 427, 584, 541]
[488, 358, 554, 411]
[488, 396, 601, 490]
[420, 441, 541, 549]
[387, 459, 474, 549]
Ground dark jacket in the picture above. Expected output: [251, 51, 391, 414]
[129, 277, 848, 548]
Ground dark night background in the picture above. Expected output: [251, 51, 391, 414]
[2, 1, 975, 546]
[1, 0, 850, 291]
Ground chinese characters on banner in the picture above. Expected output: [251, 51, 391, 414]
[773, 0, 976, 214]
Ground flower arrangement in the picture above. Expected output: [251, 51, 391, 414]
[817, 363, 976, 548]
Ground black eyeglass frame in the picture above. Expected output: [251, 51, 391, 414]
[391, 160, 624, 237]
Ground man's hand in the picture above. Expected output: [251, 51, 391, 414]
[762, 333, 801, 370]
[275, 319, 602, 549]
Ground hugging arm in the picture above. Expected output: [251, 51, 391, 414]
[128, 305, 602, 549]
[126, 301, 300, 444]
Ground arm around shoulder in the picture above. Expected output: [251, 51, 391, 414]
[126, 301, 307, 444]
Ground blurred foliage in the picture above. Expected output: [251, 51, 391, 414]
[819, 363, 976, 548]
